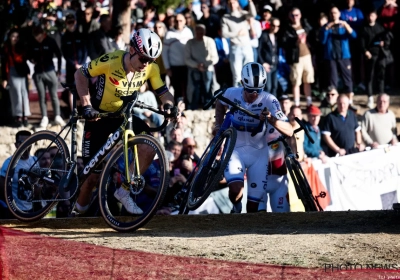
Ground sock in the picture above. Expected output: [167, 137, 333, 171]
[306, 96, 312, 106]
[294, 98, 300, 107]
[369, 96, 374, 102]
[75, 202, 89, 213]
[349, 99, 353, 104]
[231, 201, 242, 213]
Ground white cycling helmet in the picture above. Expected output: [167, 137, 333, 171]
[241, 62, 267, 91]
[130, 28, 162, 59]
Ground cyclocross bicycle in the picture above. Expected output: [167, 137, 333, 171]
[178, 88, 325, 213]
[4, 83, 177, 232]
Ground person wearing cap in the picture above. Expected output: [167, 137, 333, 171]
[261, 5, 273, 30]
[304, 105, 327, 163]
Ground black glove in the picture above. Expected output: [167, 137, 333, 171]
[82, 105, 99, 120]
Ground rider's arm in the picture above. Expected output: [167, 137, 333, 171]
[148, 63, 175, 107]
[74, 69, 91, 106]
[267, 116, 293, 137]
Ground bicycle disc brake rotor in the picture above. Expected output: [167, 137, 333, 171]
[129, 175, 145, 195]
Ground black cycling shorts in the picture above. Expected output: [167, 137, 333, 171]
[81, 115, 151, 165]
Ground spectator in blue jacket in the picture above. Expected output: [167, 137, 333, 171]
[321, 6, 358, 112]
[304, 105, 327, 163]
[340, 0, 365, 93]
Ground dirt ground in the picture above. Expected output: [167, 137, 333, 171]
[2, 210, 400, 269]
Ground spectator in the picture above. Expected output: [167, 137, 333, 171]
[221, 0, 257, 86]
[361, 10, 392, 109]
[169, 127, 184, 143]
[340, 0, 365, 91]
[28, 25, 65, 128]
[361, 93, 398, 148]
[379, 0, 398, 31]
[198, 3, 221, 39]
[111, 25, 128, 51]
[61, 13, 87, 113]
[308, 13, 329, 96]
[214, 28, 233, 88]
[88, 14, 113, 60]
[321, 6, 357, 111]
[278, 94, 292, 116]
[184, 11, 196, 35]
[185, 24, 219, 109]
[180, 137, 200, 167]
[1, 28, 31, 127]
[319, 86, 339, 127]
[166, 140, 183, 164]
[35, 148, 51, 168]
[250, 17, 262, 63]
[281, 7, 314, 108]
[260, 5, 273, 30]
[289, 105, 305, 162]
[258, 17, 280, 96]
[0, 130, 36, 212]
[322, 94, 365, 157]
[163, 13, 194, 105]
[154, 21, 168, 82]
[133, 82, 163, 127]
[77, 2, 100, 37]
[303, 105, 328, 163]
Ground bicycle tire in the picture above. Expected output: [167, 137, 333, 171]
[187, 127, 237, 210]
[5, 131, 70, 221]
[285, 156, 318, 212]
[98, 134, 169, 232]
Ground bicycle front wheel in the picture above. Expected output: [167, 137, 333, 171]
[285, 156, 318, 212]
[98, 134, 169, 232]
[5, 131, 70, 221]
[187, 127, 236, 210]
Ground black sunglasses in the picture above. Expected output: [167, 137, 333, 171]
[244, 87, 263, 94]
[138, 56, 155, 64]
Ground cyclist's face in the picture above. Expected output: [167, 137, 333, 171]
[129, 47, 154, 72]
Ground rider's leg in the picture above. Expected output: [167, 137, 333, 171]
[224, 149, 245, 213]
[228, 181, 244, 213]
[76, 173, 99, 212]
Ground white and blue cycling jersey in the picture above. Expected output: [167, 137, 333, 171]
[220, 87, 288, 150]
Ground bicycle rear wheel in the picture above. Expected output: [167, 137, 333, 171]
[187, 127, 236, 210]
[98, 134, 169, 232]
[285, 156, 318, 211]
[4, 131, 70, 221]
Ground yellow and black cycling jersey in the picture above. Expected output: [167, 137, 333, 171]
[81, 50, 168, 112]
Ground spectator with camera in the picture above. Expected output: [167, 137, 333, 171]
[320, 6, 357, 112]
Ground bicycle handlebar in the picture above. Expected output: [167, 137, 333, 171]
[294, 117, 314, 144]
[61, 82, 177, 132]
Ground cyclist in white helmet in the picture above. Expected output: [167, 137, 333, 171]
[70, 28, 178, 216]
[213, 62, 293, 213]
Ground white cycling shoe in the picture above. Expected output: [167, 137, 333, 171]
[114, 187, 143, 215]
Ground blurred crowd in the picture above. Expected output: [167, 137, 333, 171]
[0, 0, 399, 215]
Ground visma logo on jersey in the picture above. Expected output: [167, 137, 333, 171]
[83, 131, 120, 174]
